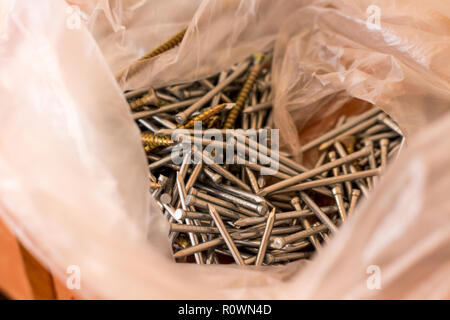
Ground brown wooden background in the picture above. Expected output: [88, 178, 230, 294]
[0, 219, 78, 300]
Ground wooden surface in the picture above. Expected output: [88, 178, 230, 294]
[0, 218, 78, 300]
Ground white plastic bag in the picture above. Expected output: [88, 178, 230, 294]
[0, 0, 448, 299]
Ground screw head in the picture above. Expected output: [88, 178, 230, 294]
[380, 138, 389, 147]
[185, 194, 195, 206]
[264, 253, 274, 265]
[174, 208, 186, 220]
[258, 204, 269, 216]
[189, 188, 198, 197]
[332, 185, 343, 196]
[175, 113, 187, 124]
[160, 193, 172, 205]
[290, 197, 300, 206]
[272, 237, 285, 250]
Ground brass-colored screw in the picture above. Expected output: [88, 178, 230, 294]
[207, 115, 220, 128]
[178, 103, 230, 129]
[175, 234, 190, 249]
[341, 135, 356, 154]
[141, 132, 174, 151]
[129, 87, 160, 110]
[223, 53, 265, 129]
[341, 136, 361, 171]
[149, 181, 162, 189]
[137, 26, 188, 62]
[116, 27, 188, 81]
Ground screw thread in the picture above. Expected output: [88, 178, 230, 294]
[129, 88, 159, 110]
[178, 103, 227, 129]
[149, 181, 162, 189]
[175, 234, 190, 249]
[141, 132, 174, 151]
[223, 54, 264, 129]
[138, 26, 188, 62]
[207, 115, 220, 128]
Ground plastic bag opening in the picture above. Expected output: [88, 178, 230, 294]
[0, 0, 449, 299]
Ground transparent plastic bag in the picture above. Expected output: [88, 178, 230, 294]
[271, 0, 450, 155]
[0, 0, 448, 299]
[112, 0, 315, 90]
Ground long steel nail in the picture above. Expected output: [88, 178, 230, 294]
[255, 208, 276, 266]
[133, 98, 200, 120]
[332, 141, 354, 198]
[348, 189, 361, 215]
[197, 185, 267, 216]
[300, 192, 338, 234]
[319, 115, 380, 150]
[331, 185, 347, 222]
[176, 172, 204, 264]
[265, 252, 312, 264]
[208, 204, 244, 265]
[191, 148, 251, 191]
[300, 107, 381, 153]
[190, 188, 259, 217]
[380, 138, 389, 169]
[185, 194, 240, 220]
[271, 224, 329, 249]
[259, 147, 371, 196]
[364, 140, 377, 187]
[377, 113, 403, 136]
[291, 197, 322, 250]
[175, 61, 250, 124]
[245, 167, 260, 193]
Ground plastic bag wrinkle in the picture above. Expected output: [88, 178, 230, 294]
[0, 0, 448, 299]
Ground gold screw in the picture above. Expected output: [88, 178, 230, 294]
[207, 115, 221, 128]
[149, 181, 162, 189]
[223, 53, 265, 129]
[116, 26, 188, 81]
[178, 103, 229, 129]
[341, 136, 356, 154]
[141, 132, 174, 151]
[175, 234, 190, 249]
[129, 87, 160, 110]
[138, 26, 188, 62]
[340, 136, 360, 170]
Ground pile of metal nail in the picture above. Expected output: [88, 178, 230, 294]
[125, 50, 404, 266]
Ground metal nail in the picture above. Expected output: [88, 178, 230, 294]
[255, 208, 275, 266]
[175, 61, 250, 124]
[300, 192, 338, 234]
[208, 204, 244, 265]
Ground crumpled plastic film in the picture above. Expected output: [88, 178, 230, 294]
[284, 111, 450, 299]
[0, 0, 448, 299]
[0, 0, 172, 298]
[67, 0, 204, 78]
[271, 0, 450, 155]
[113, 0, 315, 90]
